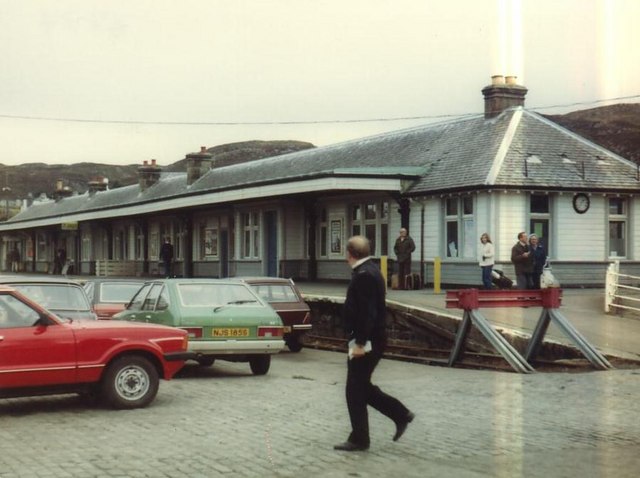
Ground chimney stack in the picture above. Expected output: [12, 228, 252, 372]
[186, 146, 213, 186]
[138, 159, 162, 191]
[482, 75, 527, 119]
[87, 176, 109, 195]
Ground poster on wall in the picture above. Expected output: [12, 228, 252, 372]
[330, 219, 342, 254]
[204, 228, 218, 256]
[150, 232, 158, 258]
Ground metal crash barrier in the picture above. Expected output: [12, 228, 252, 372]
[445, 288, 613, 373]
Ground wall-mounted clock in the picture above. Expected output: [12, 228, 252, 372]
[572, 193, 590, 214]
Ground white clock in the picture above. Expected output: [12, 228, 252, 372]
[572, 193, 590, 214]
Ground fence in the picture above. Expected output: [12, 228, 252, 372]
[605, 260, 640, 315]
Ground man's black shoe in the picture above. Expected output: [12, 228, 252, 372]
[393, 411, 415, 442]
[333, 441, 369, 452]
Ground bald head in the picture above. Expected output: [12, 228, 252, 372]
[347, 235, 371, 261]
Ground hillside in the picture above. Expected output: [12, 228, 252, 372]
[545, 103, 640, 163]
[0, 140, 315, 198]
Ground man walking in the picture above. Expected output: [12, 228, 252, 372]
[334, 235, 414, 452]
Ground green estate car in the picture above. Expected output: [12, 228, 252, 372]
[113, 278, 285, 375]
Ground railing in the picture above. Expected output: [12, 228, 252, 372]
[605, 260, 640, 315]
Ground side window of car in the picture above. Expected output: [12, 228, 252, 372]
[142, 284, 162, 311]
[0, 295, 40, 328]
[129, 284, 152, 311]
[156, 287, 170, 311]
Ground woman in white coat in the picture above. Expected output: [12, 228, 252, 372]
[478, 233, 495, 289]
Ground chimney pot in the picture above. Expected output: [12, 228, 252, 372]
[505, 75, 517, 85]
[200, 146, 207, 153]
[482, 76, 527, 119]
[143, 160, 148, 166]
[491, 75, 505, 86]
[151, 159, 157, 166]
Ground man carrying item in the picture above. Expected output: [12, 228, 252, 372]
[511, 231, 533, 289]
[393, 228, 415, 290]
[334, 235, 414, 452]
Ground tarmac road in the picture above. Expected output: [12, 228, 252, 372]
[1, 348, 639, 478]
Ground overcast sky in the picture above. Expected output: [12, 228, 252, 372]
[1, 0, 638, 166]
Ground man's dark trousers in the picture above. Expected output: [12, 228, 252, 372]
[346, 334, 410, 446]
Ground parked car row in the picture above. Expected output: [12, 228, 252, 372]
[0, 275, 313, 409]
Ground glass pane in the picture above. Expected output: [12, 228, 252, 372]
[446, 198, 458, 216]
[253, 229, 259, 257]
[352, 205, 361, 221]
[352, 225, 361, 236]
[380, 223, 388, 256]
[446, 221, 458, 257]
[609, 221, 626, 257]
[244, 231, 251, 257]
[463, 196, 473, 215]
[321, 208, 327, 222]
[463, 218, 475, 258]
[609, 198, 625, 215]
[381, 202, 389, 219]
[365, 203, 376, 220]
[320, 226, 327, 256]
[365, 224, 376, 255]
[530, 195, 549, 213]
[530, 219, 550, 257]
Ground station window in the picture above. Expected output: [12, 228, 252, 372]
[444, 196, 474, 258]
[242, 212, 260, 259]
[608, 198, 627, 258]
[349, 201, 389, 256]
[530, 194, 551, 257]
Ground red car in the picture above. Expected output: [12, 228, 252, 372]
[0, 286, 191, 409]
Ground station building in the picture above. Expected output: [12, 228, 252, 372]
[1, 77, 638, 286]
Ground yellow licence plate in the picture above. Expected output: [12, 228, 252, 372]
[213, 328, 250, 338]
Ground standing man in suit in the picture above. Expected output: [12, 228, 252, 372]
[334, 235, 414, 452]
[511, 231, 533, 289]
[394, 228, 415, 289]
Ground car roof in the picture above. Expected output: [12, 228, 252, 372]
[0, 275, 83, 286]
[237, 277, 296, 285]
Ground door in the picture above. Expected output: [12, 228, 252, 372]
[265, 211, 278, 277]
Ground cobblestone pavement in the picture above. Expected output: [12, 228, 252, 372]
[1, 349, 639, 478]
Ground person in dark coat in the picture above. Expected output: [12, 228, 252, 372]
[511, 232, 533, 289]
[334, 235, 414, 452]
[393, 228, 416, 290]
[54, 248, 66, 275]
[529, 234, 546, 289]
[159, 237, 174, 277]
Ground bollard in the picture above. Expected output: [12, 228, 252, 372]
[380, 255, 388, 291]
[433, 256, 441, 294]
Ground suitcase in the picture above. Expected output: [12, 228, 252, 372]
[405, 273, 422, 290]
[491, 269, 513, 289]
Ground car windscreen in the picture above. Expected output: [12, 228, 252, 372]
[250, 284, 299, 303]
[12, 284, 90, 311]
[100, 282, 144, 303]
[177, 283, 260, 307]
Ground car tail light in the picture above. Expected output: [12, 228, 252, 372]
[181, 327, 203, 339]
[258, 326, 284, 338]
[182, 336, 189, 350]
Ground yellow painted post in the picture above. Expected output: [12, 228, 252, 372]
[433, 256, 441, 294]
[380, 255, 388, 290]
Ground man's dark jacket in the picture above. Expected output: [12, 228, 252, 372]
[343, 259, 386, 346]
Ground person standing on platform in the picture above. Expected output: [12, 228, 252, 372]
[393, 228, 415, 290]
[478, 233, 495, 290]
[159, 237, 174, 278]
[529, 234, 546, 289]
[511, 232, 533, 289]
[334, 235, 414, 452]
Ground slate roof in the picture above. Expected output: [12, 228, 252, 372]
[3, 107, 638, 228]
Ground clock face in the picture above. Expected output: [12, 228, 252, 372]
[573, 193, 590, 214]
